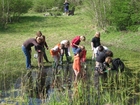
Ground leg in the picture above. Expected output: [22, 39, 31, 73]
[60, 48, 64, 65]
[72, 47, 77, 55]
[22, 46, 31, 69]
[64, 48, 69, 63]
[94, 71, 100, 90]
[43, 50, 49, 62]
[38, 52, 44, 69]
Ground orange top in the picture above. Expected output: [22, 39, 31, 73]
[73, 55, 81, 72]
[50, 43, 61, 56]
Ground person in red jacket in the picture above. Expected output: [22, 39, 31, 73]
[71, 36, 86, 55]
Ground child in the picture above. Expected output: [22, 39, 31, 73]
[91, 32, 101, 60]
[50, 43, 61, 70]
[94, 57, 112, 89]
[71, 36, 86, 55]
[60, 40, 71, 65]
[73, 45, 85, 82]
[35, 31, 50, 63]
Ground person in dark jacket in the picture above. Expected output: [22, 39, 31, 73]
[22, 37, 43, 69]
[94, 51, 113, 90]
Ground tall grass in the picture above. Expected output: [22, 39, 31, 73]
[0, 8, 140, 104]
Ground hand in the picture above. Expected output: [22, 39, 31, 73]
[108, 68, 111, 71]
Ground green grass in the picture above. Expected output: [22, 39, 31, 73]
[0, 9, 140, 105]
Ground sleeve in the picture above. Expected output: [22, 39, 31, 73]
[32, 39, 39, 46]
[44, 42, 48, 49]
[71, 37, 79, 47]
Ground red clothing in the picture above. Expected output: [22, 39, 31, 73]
[71, 36, 81, 48]
[81, 49, 87, 62]
[73, 55, 81, 72]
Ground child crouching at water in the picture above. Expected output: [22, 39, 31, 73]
[94, 56, 112, 89]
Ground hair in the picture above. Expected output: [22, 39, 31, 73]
[105, 57, 112, 63]
[36, 31, 42, 37]
[66, 40, 70, 46]
[36, 36, 43, 44]
[98, 45, 104, 52]
[95, 32, 100, 38]
[106, 50, 113, 57]
[80, 36, 86, 41]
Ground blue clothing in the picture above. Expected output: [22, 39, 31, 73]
[72, 47, 77, 55]
[64, 2, 69, 12]
[22, 45, 31, 69]
[75, 48, 82, 54]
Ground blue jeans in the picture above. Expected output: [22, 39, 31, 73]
[72, 47, 77, 55]
[22, 45, 31, 69]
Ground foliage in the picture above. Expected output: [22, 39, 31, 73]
[107, 0, 140, 31]
[84, 0, 140, 31]
[32, 0, 56, 12]
[0, 0, 32, 28]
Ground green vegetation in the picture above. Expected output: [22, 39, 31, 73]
[0, 2, 140, 105]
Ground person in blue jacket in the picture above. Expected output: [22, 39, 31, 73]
[63, 0, 70, 15]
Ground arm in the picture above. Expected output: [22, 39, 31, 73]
[44, 41, 49, 50]
[72, 37, 80, 47]
[91, 42, 94, 50]
[68, 47, 71, 56]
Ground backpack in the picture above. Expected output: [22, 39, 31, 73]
[112, 58, 125, 72]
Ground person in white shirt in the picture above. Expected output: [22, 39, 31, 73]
[60, 40, 71, 65]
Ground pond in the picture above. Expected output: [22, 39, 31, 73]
[0, 60, 140, 105]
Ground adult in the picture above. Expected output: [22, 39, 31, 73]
[71, 35, 86, 55]
[63, 0, 70, 15]
[36, 31, 50, 63]
[22, 37, 43, 69]
[91, 32, 101, 60]
[60, 40, 71, 65]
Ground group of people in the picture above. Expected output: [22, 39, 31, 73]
[22, 31, 50, 69]
[22, 31, 115, 86]
[91, 32, 114, 89]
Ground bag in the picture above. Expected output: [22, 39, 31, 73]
[34, 54, 38, 59]
[112, 58, 125, 72]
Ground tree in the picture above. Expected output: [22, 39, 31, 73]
[84, 0, 140, 31]
[0, 0, 32, 28]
